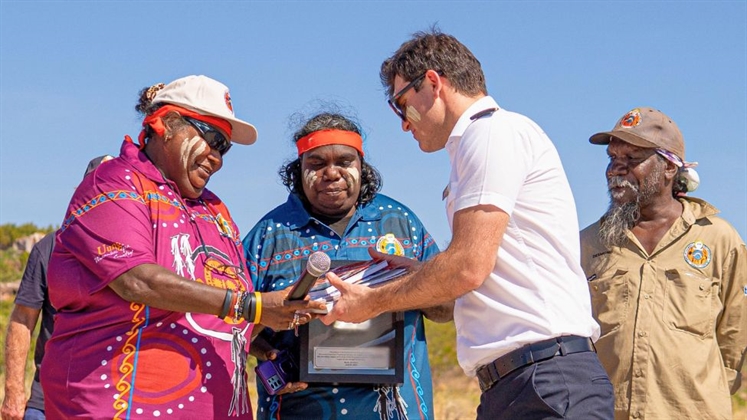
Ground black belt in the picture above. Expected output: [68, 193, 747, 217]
[476, 335, 595, 392]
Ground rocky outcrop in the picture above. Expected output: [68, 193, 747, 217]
[12, 232, 46, 253]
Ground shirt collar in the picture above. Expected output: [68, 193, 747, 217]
[644, 197, 721, 254]
[120, 137, 169, 184]
[119, 137, 218, 203]
[679, 196, 720, 227]
[446, 96, 500, 147]
[283, 193, 383, 231]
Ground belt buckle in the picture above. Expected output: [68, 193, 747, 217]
[528, 338, 561, 363]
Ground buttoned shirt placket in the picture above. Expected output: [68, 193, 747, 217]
[626, 219, 690, 419]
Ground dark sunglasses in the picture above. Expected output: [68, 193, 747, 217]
[387, 72, 428, 122]
[183, 116, 232, 156]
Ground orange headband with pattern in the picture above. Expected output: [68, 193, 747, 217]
[296, 129, 364, 157]
[138, 104, 233, 145]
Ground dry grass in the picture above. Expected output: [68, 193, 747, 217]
[425, 320, 481, 419]
[243, 321, 482, 419]
[432, 367, 481, 419]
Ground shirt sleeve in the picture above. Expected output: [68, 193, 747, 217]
[14, 235, 53, 309]
[57, 170, 157, 294]
[716, 241, 747, 394]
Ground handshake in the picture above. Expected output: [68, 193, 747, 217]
[288, 251, 408, 315]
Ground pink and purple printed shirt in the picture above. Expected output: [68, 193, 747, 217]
[43, 138, 253, 419]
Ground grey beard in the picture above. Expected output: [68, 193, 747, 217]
[599, 162, 664, 248]
[599, 201, 639, 248]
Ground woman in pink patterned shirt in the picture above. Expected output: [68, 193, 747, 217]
[42, 75, 325, 420]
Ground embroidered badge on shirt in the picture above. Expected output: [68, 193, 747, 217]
[376, 233, 405, 256]
[683, 241, 712, 269]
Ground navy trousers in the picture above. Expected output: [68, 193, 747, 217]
[24, 408, 45, 420]
[477, 351, 613, 419]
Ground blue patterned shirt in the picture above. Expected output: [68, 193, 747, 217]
[243, 193, 439, 420]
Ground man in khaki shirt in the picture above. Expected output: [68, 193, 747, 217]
[580, 107, 747, 420]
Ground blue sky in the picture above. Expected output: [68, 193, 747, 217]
[1, 1, 745, 247]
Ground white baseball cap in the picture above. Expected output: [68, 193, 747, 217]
[152, 75, 258, 145]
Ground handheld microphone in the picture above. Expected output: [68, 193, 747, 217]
[286, 251, 331, 301]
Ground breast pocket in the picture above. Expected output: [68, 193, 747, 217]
[588, 269, 630, 336]
[664, 269, 719, 337]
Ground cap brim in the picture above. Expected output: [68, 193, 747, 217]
[161, 100, 258, 145]
[199, 112, 257, 145]
[225, 118, 258, 145]
[589, 130, 659, 149]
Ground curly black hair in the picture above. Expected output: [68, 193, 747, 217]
[135, 83, 189, 143]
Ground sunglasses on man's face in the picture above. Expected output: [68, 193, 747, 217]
[183, 116, 232, 156]
[387, 72, 428, 122]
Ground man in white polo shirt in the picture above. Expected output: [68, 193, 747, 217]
[322, 28, 613, 418]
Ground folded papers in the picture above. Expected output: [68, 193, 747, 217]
[307, 260, 408, 314]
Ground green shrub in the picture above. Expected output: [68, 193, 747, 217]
[0, 223, 54, 249]
[424, 319, 460, 373]
[0, 248, 24, 283]
[0, 223, 54, 283]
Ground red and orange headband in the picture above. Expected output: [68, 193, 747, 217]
[138, 104, 232, 145]
[296, 129, 364, 157]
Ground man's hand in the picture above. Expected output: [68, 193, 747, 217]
[1, 390, 26, 420]
[319, 272, 382, 325]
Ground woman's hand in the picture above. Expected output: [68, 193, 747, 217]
[262, 349, 309, 395]
[251, 336, 309, 395]
[258, 289, 327, 331]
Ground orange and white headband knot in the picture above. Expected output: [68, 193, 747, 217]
[296, 129, 364, 157]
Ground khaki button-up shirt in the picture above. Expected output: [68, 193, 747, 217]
[581, 197, 747, 420]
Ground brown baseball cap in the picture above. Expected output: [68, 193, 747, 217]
[589, 107, 685, 160]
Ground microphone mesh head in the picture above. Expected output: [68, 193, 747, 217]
[306, 252, 331, 277]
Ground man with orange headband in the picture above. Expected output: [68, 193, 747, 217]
[41, 75, 324, 419]
[242, 111, 453, 419]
